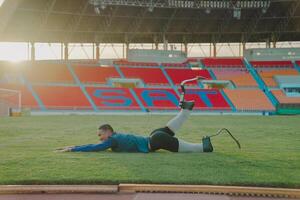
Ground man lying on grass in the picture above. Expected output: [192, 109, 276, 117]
[56, 100, 213, 153]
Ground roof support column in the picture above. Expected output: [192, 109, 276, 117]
[125, 42, 129, 60]
[266, 39, 271, 48]
[64, 42, 69, 61]
[96, 43, 100, 61]
[184, 42, 188, 55]
[30, 42, 35, 61]
[242, 42, 246, 56]
[213, 42, 217, 58]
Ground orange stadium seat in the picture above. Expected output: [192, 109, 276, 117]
[212, 69, 257, 87]
[202, 58, 244, 68]
[272, 90, 300, 104]
[0, 83, 38, 108]
[73, 65, 120, 84]
[258, 69, 299, 87]
[165, 68, 212, 85]
[224, 89, 275, 111]
[22, 63, 74, 83]
[33, 86, 92, 110]
[120, 67, 169, 85]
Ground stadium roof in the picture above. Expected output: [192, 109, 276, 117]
[0, 0, 300, 44]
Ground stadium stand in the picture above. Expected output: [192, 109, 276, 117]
[0, 83, 38, 108]
[183, 89, 231, 110]
[224, 89, 275, 111]
[212, 69, 257, 87]
[250, 61, 294, 68]
[73, 65, 120, 84]
[85, 87, 140, 110]
[202, 58, 244, 68]
[165, 68, 212, 85]
[134, 88, 178, 110]
[271, 90, 300, 104]
[120, 67, 169, 85]
[257, 69, 299, 87]
[33, 86, 92, 110]
[22, 63, 74, 83]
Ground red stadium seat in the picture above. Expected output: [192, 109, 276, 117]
[120, 67, 169, 85]
[165, 68, 212, 85]
[73, 65, 120, 84]
[85, 87, 140, 110]
[202, 58, 244, 68]
[183, 89, 231, 110]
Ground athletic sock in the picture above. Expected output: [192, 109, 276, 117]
[166, 109, 190, 134]
[177, 139, 203, 153]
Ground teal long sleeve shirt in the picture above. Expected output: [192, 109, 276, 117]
[71, 132, 150, 153]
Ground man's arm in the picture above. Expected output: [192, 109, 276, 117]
[71, 139, 113, 152]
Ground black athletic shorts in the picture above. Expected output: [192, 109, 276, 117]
[149, 127, 179, 152]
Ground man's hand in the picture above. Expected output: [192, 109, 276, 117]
[54, 146, 74, 152]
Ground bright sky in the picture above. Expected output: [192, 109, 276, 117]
[0, 0, 5, 7]
[0, 42, 299, 62]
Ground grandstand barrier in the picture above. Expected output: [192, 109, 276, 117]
[276, 103, 300, 115]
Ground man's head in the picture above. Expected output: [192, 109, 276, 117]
[98, 124, 114, 141]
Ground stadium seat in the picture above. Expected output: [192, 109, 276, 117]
[33, 86, 92, 110]
[224, 89, 275, 111]
[250, 61, 294, 68]
[183, 89, 231, 110]
[120, 67, 169, 85]
[202, 58, 244, 68]
[271, 90, 300, 104]
[0, 83, 38, 108]
[73, 65, 120, 84]
[85, 87, 140, 110]
[165, 68, 212, 85]
[134, 88, 179, 110]
[258, 69, 299, 87]
[212, 69, 257, 87]
[22, 63, 74, 83]
[134, 88, 231, 111]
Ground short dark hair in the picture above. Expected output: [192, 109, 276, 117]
[98, 124, 114, 133]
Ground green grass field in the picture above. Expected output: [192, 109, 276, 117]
[0, 114, 300, 188]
